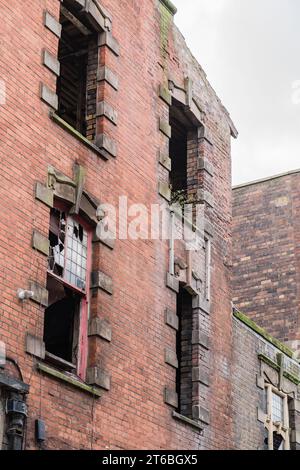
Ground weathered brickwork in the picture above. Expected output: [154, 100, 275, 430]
[233, 313, 300, 450]
[0, 0, 236, 450]
[232, 170, 300, 353]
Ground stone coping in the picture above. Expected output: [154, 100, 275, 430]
[233, 309, 294, 358]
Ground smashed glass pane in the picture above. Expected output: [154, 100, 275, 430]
[48, 210, 88, 290]
[64, 218, 88, 290]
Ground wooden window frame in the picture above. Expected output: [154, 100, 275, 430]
[56, 1, 99, 141]
[46, 200, 92, 381]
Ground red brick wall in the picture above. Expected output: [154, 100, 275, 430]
[232, 171, 300, 346]
[0, 0, 234, 450]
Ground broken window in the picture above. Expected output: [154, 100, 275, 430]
[176, 286, 193, 418]
[45, 204, 91, 376]
[48, 208, 88, 290]
[57, 0, 98, 139]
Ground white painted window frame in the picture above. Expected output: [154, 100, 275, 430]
[265, 384, 290, 450]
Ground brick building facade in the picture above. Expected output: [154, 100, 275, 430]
[232, 170, 300, 450]
[233, 310, 300, 450]
[0, 0, 299, 451]
[232, 170, 300, 357]
[0, 0, 238, 450]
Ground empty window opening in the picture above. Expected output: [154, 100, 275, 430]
[45, 205, 91, 373]
[169, 99, 198, 204]
[170, 118, 188, 193]
[57, 0, 98, 139]
[44, 275, 80, 367]
[176, 286, 193, 418]
[169, 103, 188, 195]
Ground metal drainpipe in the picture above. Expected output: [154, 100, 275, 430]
[6, 392, 27, 450]
[169, 209, 175, 275]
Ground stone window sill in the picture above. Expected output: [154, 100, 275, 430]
[45, 351, 76, 372]
[50, 111, 107, 160]
[37, 362, 102, 398]
[172, 411, 204, 433]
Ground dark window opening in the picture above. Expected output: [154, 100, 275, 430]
[44, 275, 80, 367]
[176, 286, 193, 418]
[170, 116, 188, 193]
[273, 432, 284, 450]
[45, 205, 91, 374]
[57, 1, 98, 139]
[169, 99, 198, 205]
[264, 432, 284, 451]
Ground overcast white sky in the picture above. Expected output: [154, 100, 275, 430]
[172, 0, 300, 185]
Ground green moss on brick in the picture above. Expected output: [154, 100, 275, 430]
[159, 0, 173, 64]
[159, 0, 177, 15]
[258, 353, 280, 371]
[37, 362, 102, 397]
[233, 309, 294, 358]
[283, 371, 300, 386]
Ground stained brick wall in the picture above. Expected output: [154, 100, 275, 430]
[233, 314, 300, 450]
[0, 0, 234, 450]
[232, 171, 300, 349]
[232, 318, 266, 450]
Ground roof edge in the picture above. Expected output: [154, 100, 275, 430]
[233, 168, 300, 190]
[233, 309, 294, 358]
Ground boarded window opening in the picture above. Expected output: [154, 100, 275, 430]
[176, 286, 193, 418]
[57, 1, 98, 139]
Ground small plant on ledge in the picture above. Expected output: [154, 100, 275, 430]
[170, 188, 201, 208]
